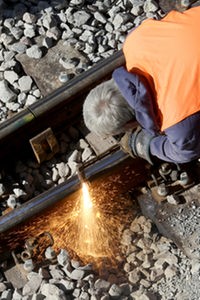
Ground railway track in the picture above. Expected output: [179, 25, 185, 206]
[1, 1, 200, 298]
[0, 51, 152, 298]
[1, 48, 200, 299]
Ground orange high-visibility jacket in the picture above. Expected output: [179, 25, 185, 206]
[123, 6, 200, 131]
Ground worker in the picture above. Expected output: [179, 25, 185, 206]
[83, 6, 200, 165]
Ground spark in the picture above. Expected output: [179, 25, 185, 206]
[82, 182, 93, 210]
[1, 172, 137, 270]
[78, 182, 105, 258]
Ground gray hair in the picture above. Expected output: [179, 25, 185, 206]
[83, 79, 135, 136]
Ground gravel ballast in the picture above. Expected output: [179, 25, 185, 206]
[1, 0, 200, 299]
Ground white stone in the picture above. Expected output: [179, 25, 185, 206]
[45, 246, 56, 260]
[26, 45, 43, 59]
[6, 194, 17, 209]
[69, 269, 85, 280]
[26, 94, 37, 106]
[18, 75, 33, 93]
[57, 249, 70, 266]
[0, 80, 17, 103]
[23, 259, 34, 272]
[4, 70, 19, 84]
[40, 283, 66, 299]
[22, 274, 42, 296]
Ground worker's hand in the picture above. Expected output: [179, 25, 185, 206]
[130, 127, 154, 164]
[119, 127, 154, 164]
[119, 129, 137, 158]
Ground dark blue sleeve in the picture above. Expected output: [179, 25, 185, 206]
[150, 112, 200, 163]
[112, 67, 160, 135]
[113, 67, 200, 164]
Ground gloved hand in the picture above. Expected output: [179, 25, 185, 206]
[119, 130, 136, 158]
[119, 127, 154, 164]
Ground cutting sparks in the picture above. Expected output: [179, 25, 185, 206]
[4, 175, 135, 268]
[78, 182, 104, 257]
[82, 182, 93, 210]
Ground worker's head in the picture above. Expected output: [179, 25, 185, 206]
[83, 79, 135, 137]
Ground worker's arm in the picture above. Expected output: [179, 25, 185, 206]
[120, 120, 200, 165]
[112, 66, 160, 136]
[113, 67, 200, 164]
[150, 112, 200, 163]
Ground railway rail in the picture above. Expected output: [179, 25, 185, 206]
[0, 51, 152, 297]
[1, 49, 200, 299]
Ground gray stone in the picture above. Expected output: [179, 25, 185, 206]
[26, 94, 37, 106]
[18, 75, 33, 93]
[4, 50, 15, 61]
[45, 246, 56, 260]
[0, 80, 17, 103]
[22, 274, 43, 296]
[40, 283, 66, 299]
[23, 259, 34, 273]
[26, 45, 43, 59]
[79, 291, 90, 300]
[72, 288, 81, 298]
[0, 49, 4, 61]
[23, 12, 37, 24]
[59, 278, 75, 291]
[144, 0, 159, 13]
[10, 42, 27, 54]
[73, 10, 91, 27]
[0, 282, 7, 292]
[128, 269, 141, 284]
[17, 92, 26, 105]
[32, 89, 41, 98]
[94, 279, 111, 292]
[24, 26, 36, 38]
[112, 13, 129, 29]
[46, 26, 61, 40]
[49, 267, 65, 280]
[94, 11, 107, 24]
[52, 167, 59, 182]
[0, 33, 14, 46]
[12, 288, 23, 299]
[56, 162, 70, 178]
[4, 70, 19, 84]
[70, 0, 85, 5]
[82, 147, 94, 162]
[69, 269, 85, 280]
[4, 18, 15, 28]
[42, 14, 57, 29]
[108, 284, 122, 297]
[1, 289, 13, 300]
[10, 27, 23, 40]
[6, 194, 17, 209]
[131, 1, 144, 16]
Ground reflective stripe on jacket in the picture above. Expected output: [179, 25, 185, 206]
[123, 6, 200, 131]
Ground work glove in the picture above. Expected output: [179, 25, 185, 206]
[119, 127, 154, 164]
[119, 130, 136, 158]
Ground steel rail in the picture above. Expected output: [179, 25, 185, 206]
[0, 51, 125, 139]
[0, 149, 128, 233]
[0, 51, 125, 164]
